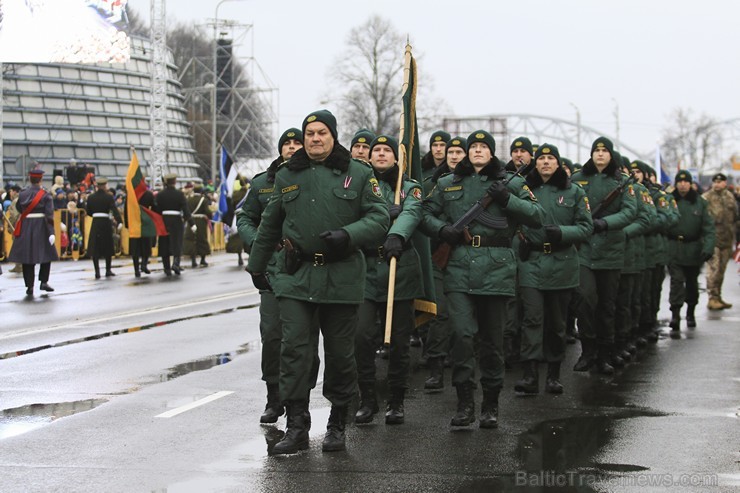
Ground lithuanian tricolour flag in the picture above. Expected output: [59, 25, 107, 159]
[125, 150, 167, 238]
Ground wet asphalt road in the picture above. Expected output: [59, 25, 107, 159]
[0, 254, 738, 492]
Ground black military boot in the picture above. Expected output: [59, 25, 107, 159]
[424, 357, 444, 391]
[322, 405, 347, 452]
[237, 252, 244, 267]
[141, 257, 151, 274]
[686, 305, 696, 328]
[545, 363, 564, 394]
[514, 360, 539, 395]
[200, 255, 208, 267]
[385, 388, 405, 425]
[272, 400, 310, 455]
[669, 306, 681, 331]
[594, 345, 615, 375]
[450, 384, 475, 427]
[163, 256, 172, 276]
[573, 339, 596, 372]
[611, 343, 626, 369]
[479, 389, 500, 429]
[93, 258, 101, 279]
[260, 383, 284, 424]
[105, 258, 115, 277]
[354, 383, 378, 424]
[39, 282, 54, 292]
[173, 256, 182, 275]
[191, 256, 197, 268]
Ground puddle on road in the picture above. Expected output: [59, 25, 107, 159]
[0, 399, 107, 440]
[1, 303, 260, 360]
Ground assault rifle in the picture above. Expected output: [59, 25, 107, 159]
[431, 161, 535, 269]
[590, 172, 637, 220]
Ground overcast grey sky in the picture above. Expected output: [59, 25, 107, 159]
[128, 0, 740, 160]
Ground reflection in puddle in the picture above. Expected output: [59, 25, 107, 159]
[0, 399, 107, 439]
[0, 303, 260, 361]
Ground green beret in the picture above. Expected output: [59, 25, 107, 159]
[446, 136, 467, 151]
[466, 130, 496, 154]
[429, 130, 451, 148]
[534, 143, 561, 164]
[591, 136, 614, 155]
[369, 135, 398, 160]
[510, 136, 533, 155]
[278, 127, 303, 153]
[675, 170, 693, 184]
[351, 128, 376, 148]
[302, 109, 337, 140]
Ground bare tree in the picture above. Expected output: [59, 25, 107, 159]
[661, 108, 723, 171]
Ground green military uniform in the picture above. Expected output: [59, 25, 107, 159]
[422, 130, 544, 427]
[667, 171, 715, 332]
[355, 157, 424, 424]
[615, 176, 655, 360]
[572, 138, 637, 373]
[517, 144, 592, 394]
[246, 143, 389, 406]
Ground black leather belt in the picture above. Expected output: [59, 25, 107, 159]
[667, 234, 699, 242]
[528, 242, 572, 254]
[298, 251, 350, 266]
[466, 235, 511, 248]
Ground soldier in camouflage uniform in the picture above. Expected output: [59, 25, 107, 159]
[702, 173, 737, 310]
[246, 110, 388, 454]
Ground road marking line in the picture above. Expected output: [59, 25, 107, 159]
[155, 391, 234, 418]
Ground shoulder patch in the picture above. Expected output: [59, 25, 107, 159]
[281, 184, 298, 194]
[628, 185, 635, 197]
[369, 177, 382, 197]
[412, 187, 422, 200]
[522, 184, 537, 202]
[575, 180, 589, 186]
[583, 196, 591, 212]
[444, 185, 463, 192]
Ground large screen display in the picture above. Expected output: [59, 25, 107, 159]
[0, 0, 130, 63]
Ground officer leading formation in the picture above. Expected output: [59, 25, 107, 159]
[3, 111, 732, 455]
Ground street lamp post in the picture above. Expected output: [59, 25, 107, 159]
[570, 102, 581, 163]
[612, 97, 620, 150]
[211, 0, 248, 185]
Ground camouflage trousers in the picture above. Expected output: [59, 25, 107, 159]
[706, 246, 732, 299]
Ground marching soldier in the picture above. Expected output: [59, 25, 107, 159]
[183, 184, 212, 268]
[237, 127, 320, 425]
[515, 144, 592, 395]
[246, 110, 388, 454]
[421, 130, 451, 183]
[667, 170, 715, 335]
[505, 136, 534, 173]
[8, 168, 58, 296]
[572, 137, 637, 374]
[422, 130, 543, 429]
[702, 173, 737, 310]
[155, 173, 194, 276]
[354, 135, 424, 425]
[350, 128, 376, 162]
[86, 177, 122, 279]
[422, 135, 466, 391]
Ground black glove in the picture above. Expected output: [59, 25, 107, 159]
[439, 225, 463, 245]
[388, 204, 402, 220]
[702, 252, 713, 262]
[593, 218, 608, 234]
[486, 180, 510, 207]
[382, 234, 404, 263]
[319, 229, 350, 255]
[250, 272, 272, 291]
[544, 225, 562, 243]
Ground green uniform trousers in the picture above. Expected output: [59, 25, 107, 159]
[277, 298, 359, 406]
[638, 269, 654, 329]
[650, 265, 667, 325]
[356, 298, 414, 390]
[668, 264, 701, 308]
[519, 287, 570, 363]
[576, 266, 620, 347]
[447, 292, 508, 391]
[615, 273, 637, 344]
[422, 275, 452, 359]
[260, 291, 320, 392]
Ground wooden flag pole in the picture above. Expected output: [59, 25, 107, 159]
[384, 42, 413, 346]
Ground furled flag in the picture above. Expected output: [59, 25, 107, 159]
[655, 144, 671, 185]
[125, 149, 167, 238]
[397, 42, 436, 327]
